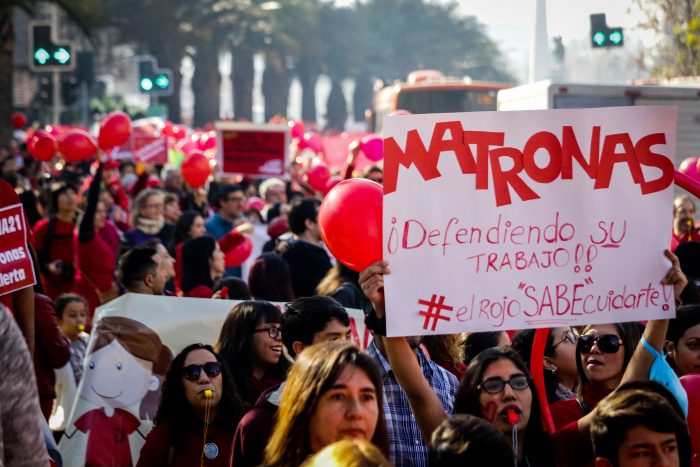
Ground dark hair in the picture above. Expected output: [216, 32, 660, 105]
[463, 331, 506, 366]
[511, 329, 559, 403]
[674, 241, 700, 280]
[216, 184, 243, 208]
[576, 322, 643, 396]
[265, 342, 389, 467]
[170, 210, 202, 254]
[181, 236, 216, 293]
[591, 383, 691, 466]
[154, 343, 246, 443]
[248, 253, 294, 302]
[215, 301, 290, 403]
[429, 414, 514, 467]
[213, 277, 252, 300]
[282, 296, 350, 358]
[668, 304, 700, 345]
[287, 198, 320, 235]
[117, 246, 158, 290]
[454, 346, 554, 467]
[49, 182, 77, 216]
[54, 293, 88, 320]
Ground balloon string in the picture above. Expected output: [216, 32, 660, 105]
[200, 395, 211, 467]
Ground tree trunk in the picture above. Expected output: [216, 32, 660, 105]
[353, 74, 374, 123]
[297, 57, 317, 124]
[232, 47, 254, 121]
[192, 47, 220, 127]
[325, 79, 347, 131]
[262, 51, 289, 122]
[0, 6, 14, 145]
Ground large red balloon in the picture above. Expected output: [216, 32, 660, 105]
[98, 111, 132, 150]
[59, 129, 97, 162]
[10, 112, 27, 129]
[306, 163, 331, 191]
[679, 157, 700, 181]
[28, 130, 57, 161]
[181, 151, 211, 188]
[360, 135, 383, 162]
[318, 179, 382, 271]
[225, 236, 253, 267]
[680, 374, 700, 463]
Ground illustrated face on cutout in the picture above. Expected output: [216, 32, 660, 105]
[80, 340, 158, 409]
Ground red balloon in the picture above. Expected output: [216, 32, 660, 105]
[531, 328, 555, 434]
[360, 135, 383, 162]
[28, 130, 57, 161]
[181, 151, 211, 188]
[299, 132, 324, 153]
[58, 129, 97, 162]
[681, 374, 700, 462]
[679, 157, 700, 181]
[98, 111, 132, 150]
[177, 139, 198, 156]
[306, 163, 331, 191]
[10, 112, 27, 129]
[318, 179, 382, 271]
[288, 120, 305, 140]
[197, 131, 217, 151]
[325, 175, 342, 194]
[225, 236, 253, 267]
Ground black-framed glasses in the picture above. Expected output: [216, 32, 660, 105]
[182, 362, 222, 381]
[576, 334, 622, 355]
[253, 326, 282, 339]
[478, 374, 530, 394]
[552, 330, 579, 350]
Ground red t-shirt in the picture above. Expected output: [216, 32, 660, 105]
[74, 408, 141, 467]
[32, 217, 76, 298]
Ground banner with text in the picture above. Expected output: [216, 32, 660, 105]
[0, 203, 36, 296]
[216, 122, 289, 178]
[113, 135, 168, 164]
[382, 107, 677, 336]
[58, 294, 369, 466]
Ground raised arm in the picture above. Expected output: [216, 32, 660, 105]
[78, 162, 103, 244]
[360, 261, 448, 440]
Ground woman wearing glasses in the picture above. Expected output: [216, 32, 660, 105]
[122, 189, 174, 253]
[215, 301, 290, 405]
[136, 343, 246, 467]
[549, 322, 643, 430]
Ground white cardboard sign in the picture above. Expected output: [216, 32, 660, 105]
[382, 107, 677, 336]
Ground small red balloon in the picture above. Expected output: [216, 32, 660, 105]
[58, 129, 97, 162]
[318, 179, 382, 271]
[288, 120, 305, 140]
[324, 175, 342, 194]
[225, 236, 253, 267]
[181, 151, 211, 188]
[306, 163, 331, 191]
[98, 111, 132, 150]
[679, 157, 700, 181]
[360, 135, 383, 162]
[10, 112, 27, 129]
[28, 130, 57, 161]
[299, 132, 324, 153]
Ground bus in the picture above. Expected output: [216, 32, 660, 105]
[369, 70, 511, 133]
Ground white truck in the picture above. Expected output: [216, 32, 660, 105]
[497, 80, 700, 160]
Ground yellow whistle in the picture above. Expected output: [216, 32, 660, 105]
[204, 389, 213, 398]
[78, 324, 85, 332]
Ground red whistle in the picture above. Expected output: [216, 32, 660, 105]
[507, 409, 519, 425]
[220, 286, 229, 299]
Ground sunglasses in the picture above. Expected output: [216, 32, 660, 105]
[182, 362, 222, 381]
[253, 327, 282, 339]
[552, 330, 579, 350]
[576, 334, 622, 354]
[478, 374, 530, 394]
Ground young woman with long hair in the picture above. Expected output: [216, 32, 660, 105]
[181, 236, 226, 298]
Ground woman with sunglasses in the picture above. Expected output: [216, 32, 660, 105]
[512, 327, 579, 403]
[264, 341, 390, 467]
[549, 322, 643, 430]
[136, 343, 246, 467]
[215, 301, 290, 405]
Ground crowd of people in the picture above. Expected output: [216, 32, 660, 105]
[0, 127, 699, 467]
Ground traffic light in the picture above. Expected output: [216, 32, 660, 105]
[29, 23, 76, 71]
[590, 14, 624, 48]
[138, 57, 173, 96]
[62, 76, 79, 106]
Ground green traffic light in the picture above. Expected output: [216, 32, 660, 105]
[53, 47, 71, 64]
[592, 32, 606, 47]
[155, 74, 170, 89]
[34, 48, 51, 65]
[609, 30, 623, 45]
[140, 78, 154, 91]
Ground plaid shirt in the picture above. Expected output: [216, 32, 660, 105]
[367, 340, 459, 467]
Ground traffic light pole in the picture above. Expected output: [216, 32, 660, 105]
[53, 71, 61, 125]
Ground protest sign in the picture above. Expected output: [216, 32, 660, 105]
[0, 203, 36, 296]
[113, 135, 168, 164]
[216, 122, 289, 177]
[382, 106, 677, 336]
[58, 293, 369, 465]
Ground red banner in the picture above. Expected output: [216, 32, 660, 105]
[0, 204, 36, 296]
[113, 135, 168, 164]
[217, 124, 288, 177]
